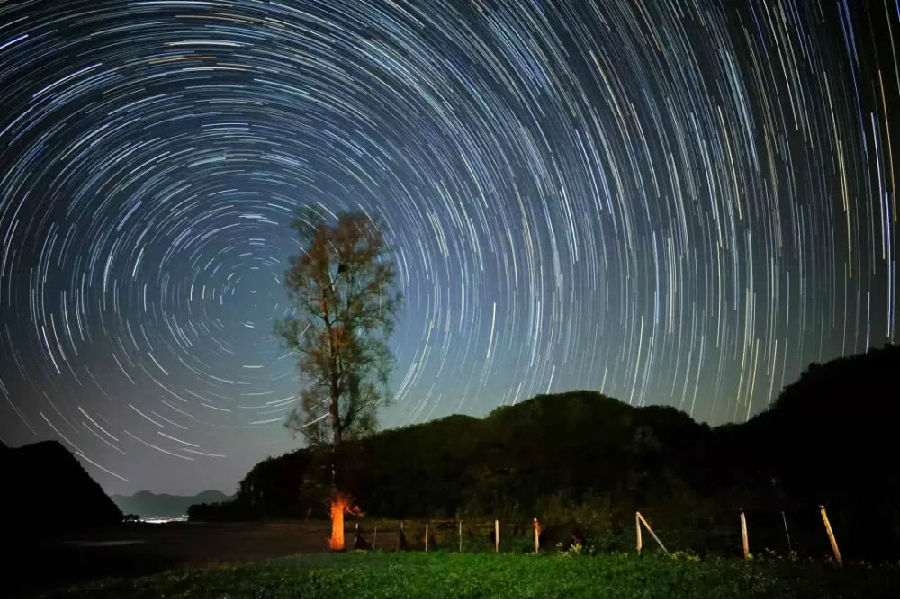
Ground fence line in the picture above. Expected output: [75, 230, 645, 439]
[338, 504, 846, 562]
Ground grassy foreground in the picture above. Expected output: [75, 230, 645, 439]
[45, 551, 898, 599]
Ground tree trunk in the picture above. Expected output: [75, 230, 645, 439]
[330, 391, 342, 492]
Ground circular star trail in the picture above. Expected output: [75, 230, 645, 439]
[1, 0, 898, 493]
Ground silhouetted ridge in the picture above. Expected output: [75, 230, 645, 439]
[111, 490, 233, 518]
[1, 440, 122, 534]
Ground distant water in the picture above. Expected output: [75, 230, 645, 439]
[140, 516, 188, 524]
[64, 540, 147, 546]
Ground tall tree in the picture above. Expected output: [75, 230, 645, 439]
[276, 208, 399, 487]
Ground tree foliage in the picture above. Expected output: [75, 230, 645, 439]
[276, 209, 399, 451]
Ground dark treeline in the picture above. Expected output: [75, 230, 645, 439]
[190, 345, 900, 559]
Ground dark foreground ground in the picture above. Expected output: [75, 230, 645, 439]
[33, 552, 900, 599]
[9, 520, 334, 596]
[8, 521, 900, 598]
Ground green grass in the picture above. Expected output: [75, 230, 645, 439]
[43, 552, 899, 599]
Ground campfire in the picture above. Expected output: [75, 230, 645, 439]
[328, 492, 363, 551]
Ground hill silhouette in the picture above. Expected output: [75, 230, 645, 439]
[111, 490, 233, 519]
[1, 440, 122, 535]
[192, 345, 899, 558]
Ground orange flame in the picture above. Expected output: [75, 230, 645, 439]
[328, 493, 363, 551]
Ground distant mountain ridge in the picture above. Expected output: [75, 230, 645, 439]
[1, 439, 122, 534]
[112, 489, 233, 518]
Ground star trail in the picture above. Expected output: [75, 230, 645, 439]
[1, 0, 897, 494]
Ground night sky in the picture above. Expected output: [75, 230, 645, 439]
[1, 0, 897, 496]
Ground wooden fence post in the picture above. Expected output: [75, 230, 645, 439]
[820, 505, 842, 567]
[740, 510, 750, 558]
[781, 511, 791, 554]
[635, 512, 643, 555]
[636, 512, 668, 554]
[459, 520, 463, 553]
[533, 517, 540, 554]
[495, 519, 500, 553]
[373, 525, 377, 551]
[425, 522, 429, 553]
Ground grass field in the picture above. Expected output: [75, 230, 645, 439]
[42, 551, 899, 598]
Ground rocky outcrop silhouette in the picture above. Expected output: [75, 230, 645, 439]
[1, 440, 122, 534]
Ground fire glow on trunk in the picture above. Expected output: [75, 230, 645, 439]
[329, 496, 347, 550]
[328, 493, 362, 551]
